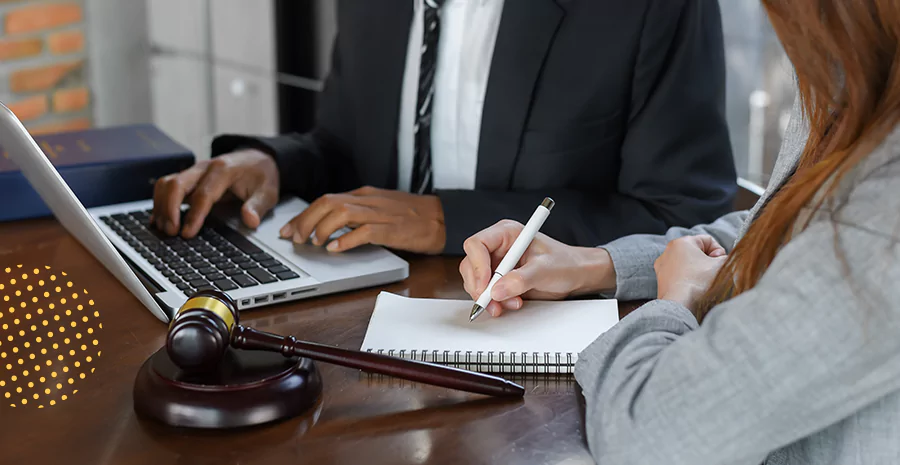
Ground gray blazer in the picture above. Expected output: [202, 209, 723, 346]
[574, 94, 900, 465]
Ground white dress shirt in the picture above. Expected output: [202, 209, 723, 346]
[397, 0, 505, 192]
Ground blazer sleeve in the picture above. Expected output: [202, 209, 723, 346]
[601, 210, 748, 301]
[573, 186, 900, 464]
[209, 29, 359, 203]
[437, 0, 737, 255]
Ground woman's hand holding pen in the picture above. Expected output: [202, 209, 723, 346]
[459, 220, 617, 318]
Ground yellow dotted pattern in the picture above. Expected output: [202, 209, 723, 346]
[0, 265, 102, 409]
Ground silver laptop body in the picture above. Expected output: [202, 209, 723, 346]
[0, 102, 409, 323]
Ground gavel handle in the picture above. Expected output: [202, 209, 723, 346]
[232, 325, 524, 397]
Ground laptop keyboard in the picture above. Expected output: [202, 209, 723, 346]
[98, 209, 300, 297]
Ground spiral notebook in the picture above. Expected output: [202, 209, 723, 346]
[360, 292, 619, 374]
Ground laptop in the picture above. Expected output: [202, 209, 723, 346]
[0, 102, 409, 323]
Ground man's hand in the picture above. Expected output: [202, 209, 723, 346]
[151, 149, 280, 238]
[654, 235, 728, 312]
[279, 186, 446, 254]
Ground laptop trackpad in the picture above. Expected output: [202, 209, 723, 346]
[223, 197, 392, 279]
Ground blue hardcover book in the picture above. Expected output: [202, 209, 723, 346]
[0, 124, 195, 222]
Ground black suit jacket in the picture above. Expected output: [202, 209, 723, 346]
[212, 0, 737, 255]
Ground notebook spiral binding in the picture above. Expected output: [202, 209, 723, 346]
[367, 349, 576, 374]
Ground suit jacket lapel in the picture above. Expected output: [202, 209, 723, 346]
[475, 0, 565, 189]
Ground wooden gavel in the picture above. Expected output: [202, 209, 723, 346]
[166, 290, 525, 397]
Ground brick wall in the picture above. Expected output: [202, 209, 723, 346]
[0, 0, 91, 135]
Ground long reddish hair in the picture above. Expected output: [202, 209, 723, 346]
[697, 0, 900, 321]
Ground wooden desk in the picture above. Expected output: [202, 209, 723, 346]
[0, 218, 638, 465]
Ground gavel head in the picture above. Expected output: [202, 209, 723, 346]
[166, 290, 240, 371]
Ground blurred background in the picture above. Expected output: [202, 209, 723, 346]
[0, 0, 795, 188]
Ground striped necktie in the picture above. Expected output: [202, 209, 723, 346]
[410, 0, 445, 195]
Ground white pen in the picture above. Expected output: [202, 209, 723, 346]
[470, 197, 555, 322]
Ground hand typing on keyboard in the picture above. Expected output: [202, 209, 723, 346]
[150, 149, 279, 239]
[278, 186, 446, 255]
[151, 149, 448, 255]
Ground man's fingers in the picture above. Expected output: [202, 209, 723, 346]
[152, 163, 208, 235]
[312, 204, 379, 246]
[182, 160, 235, 238]
[240, 186, 279, 229]
[325, 224, 387, 252]
[281, 194, 351, 244]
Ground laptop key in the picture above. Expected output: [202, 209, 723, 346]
[213, 279, 238, 291]
[247, 268, 277, 284]
[197, 266, 216, 275]
[267, 265, 289, 274]
[188, 279, 208, 288]
[231, 274, 258, 288]
[161, 269, 175, 278]
[222, 248, 242, 258]
[259, 259, 279, 268]
[239, 261, 257, 270]
[183, 289, 195, 297]
[195, 284, 217, 293]
[176, 282, 190, 291]
[224, 268, 243, 276]
[251, 252, 272, 262]
[214, 225, 263, 254]
[232, 255, 250, 264]
[275, 271, 299, 280]
[204, 272, 225, 281]
[209, 255, 228, 264]
[200, 251, 220, 259]
[153, 263, 167, 271]
[168, 276, 182, 284]
[181, 272, 201, 281]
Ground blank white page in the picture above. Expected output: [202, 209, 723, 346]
[361, 292, 619, 356]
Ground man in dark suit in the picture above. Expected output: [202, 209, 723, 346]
[152, 0, 736, 255]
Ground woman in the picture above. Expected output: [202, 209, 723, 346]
[459, 1, 900, 463]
